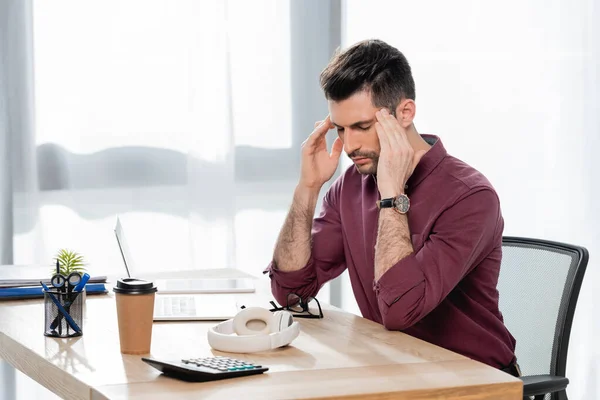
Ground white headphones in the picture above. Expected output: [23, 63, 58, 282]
[207, 307, 300, 353]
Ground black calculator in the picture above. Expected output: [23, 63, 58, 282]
[141, 356, 269, 382]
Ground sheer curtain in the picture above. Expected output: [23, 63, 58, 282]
[4, 0, 341, 283]
[14, 0, 293, 277]
[342, 1, 599, 398]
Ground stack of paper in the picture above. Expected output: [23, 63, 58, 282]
[0, 265, 108, 300]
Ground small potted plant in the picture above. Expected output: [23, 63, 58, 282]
[50, 249, 89, 302]
[52, 249, 87, 277]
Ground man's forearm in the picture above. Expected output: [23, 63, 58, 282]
[374, 209, 414, 281]
[273, 185, 320, 272]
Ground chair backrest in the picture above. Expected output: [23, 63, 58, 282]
[497, 237, 588, 378]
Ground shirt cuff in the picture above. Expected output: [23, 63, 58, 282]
[264, 259, 317, 289]
[373, 253, 425, 307]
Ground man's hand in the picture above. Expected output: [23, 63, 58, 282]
[299, 116, 344, 190]
[374, 109, 425, 198]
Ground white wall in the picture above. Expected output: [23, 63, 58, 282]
[342, 1, 599, 398]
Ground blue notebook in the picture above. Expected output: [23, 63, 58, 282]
[0, 283, 108, 300]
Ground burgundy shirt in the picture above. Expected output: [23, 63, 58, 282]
[265, 135, 517, 368]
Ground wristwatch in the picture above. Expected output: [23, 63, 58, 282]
[377, 194, 410, 214]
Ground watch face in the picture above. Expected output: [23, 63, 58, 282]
[394, 195, 410, 213]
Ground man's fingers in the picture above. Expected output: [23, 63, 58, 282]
[377, 109, 409, 147]
[387, 112, 410, 147]
[330, 136, 344, 160]
[375, 121, 390, 150]
[314, 120, 323, 129]
[375, 110, 398, 147]
[307, 116, 332, 143]
[314, 115, 331, 133]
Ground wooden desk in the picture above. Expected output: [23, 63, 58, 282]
[0, 267, 522, 399]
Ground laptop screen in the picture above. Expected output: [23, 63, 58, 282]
[114, 217, 135, 279]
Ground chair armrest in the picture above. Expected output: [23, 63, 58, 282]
[522, 375, 569, 396]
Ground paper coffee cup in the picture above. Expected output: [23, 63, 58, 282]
[113, 278, 157, 355]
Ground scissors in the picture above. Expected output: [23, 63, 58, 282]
[51, 260, 82, 294]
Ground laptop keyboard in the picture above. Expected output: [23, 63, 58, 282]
[155, 296, 197, 317]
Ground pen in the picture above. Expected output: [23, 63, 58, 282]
[73, 273, 90, 292]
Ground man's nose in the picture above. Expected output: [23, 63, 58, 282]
[343, 130, 360, 155]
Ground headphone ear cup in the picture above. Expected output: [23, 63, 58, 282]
[233, 307, 274, 336]
[272, 310, 294, 332]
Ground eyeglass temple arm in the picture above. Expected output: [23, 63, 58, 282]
[269, 300, 285, 312]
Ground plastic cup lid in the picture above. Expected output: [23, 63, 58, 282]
[112, 278, 157, 295]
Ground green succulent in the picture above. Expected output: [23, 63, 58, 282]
[51, 249, 87, 276]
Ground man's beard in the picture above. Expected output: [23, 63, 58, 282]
[348, 150, 379, 175]
[355, 158, 378, 175]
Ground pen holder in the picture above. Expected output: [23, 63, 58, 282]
[43, 288, 85, 338]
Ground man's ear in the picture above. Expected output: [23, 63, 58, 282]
[394, 99, 416, 129]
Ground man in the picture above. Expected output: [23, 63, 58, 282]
[264, 39, 518, 374]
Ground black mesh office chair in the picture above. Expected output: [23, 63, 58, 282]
[497, 237, 588, 400]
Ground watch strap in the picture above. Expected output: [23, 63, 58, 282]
[377, 198, 395, 209]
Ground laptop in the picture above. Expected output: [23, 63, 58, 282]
[114, 217, 241, 321]
[114, 217, 255, 294]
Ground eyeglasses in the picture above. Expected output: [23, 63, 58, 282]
[269, 293, 323, 319]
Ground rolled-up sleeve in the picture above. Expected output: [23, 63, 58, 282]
[374, 188, 501, 331]
[264, 181, 347, 306]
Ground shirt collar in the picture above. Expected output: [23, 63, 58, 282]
[405, 134, 447, 191]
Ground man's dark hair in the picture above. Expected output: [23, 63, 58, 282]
[320, 39, 415, 113]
